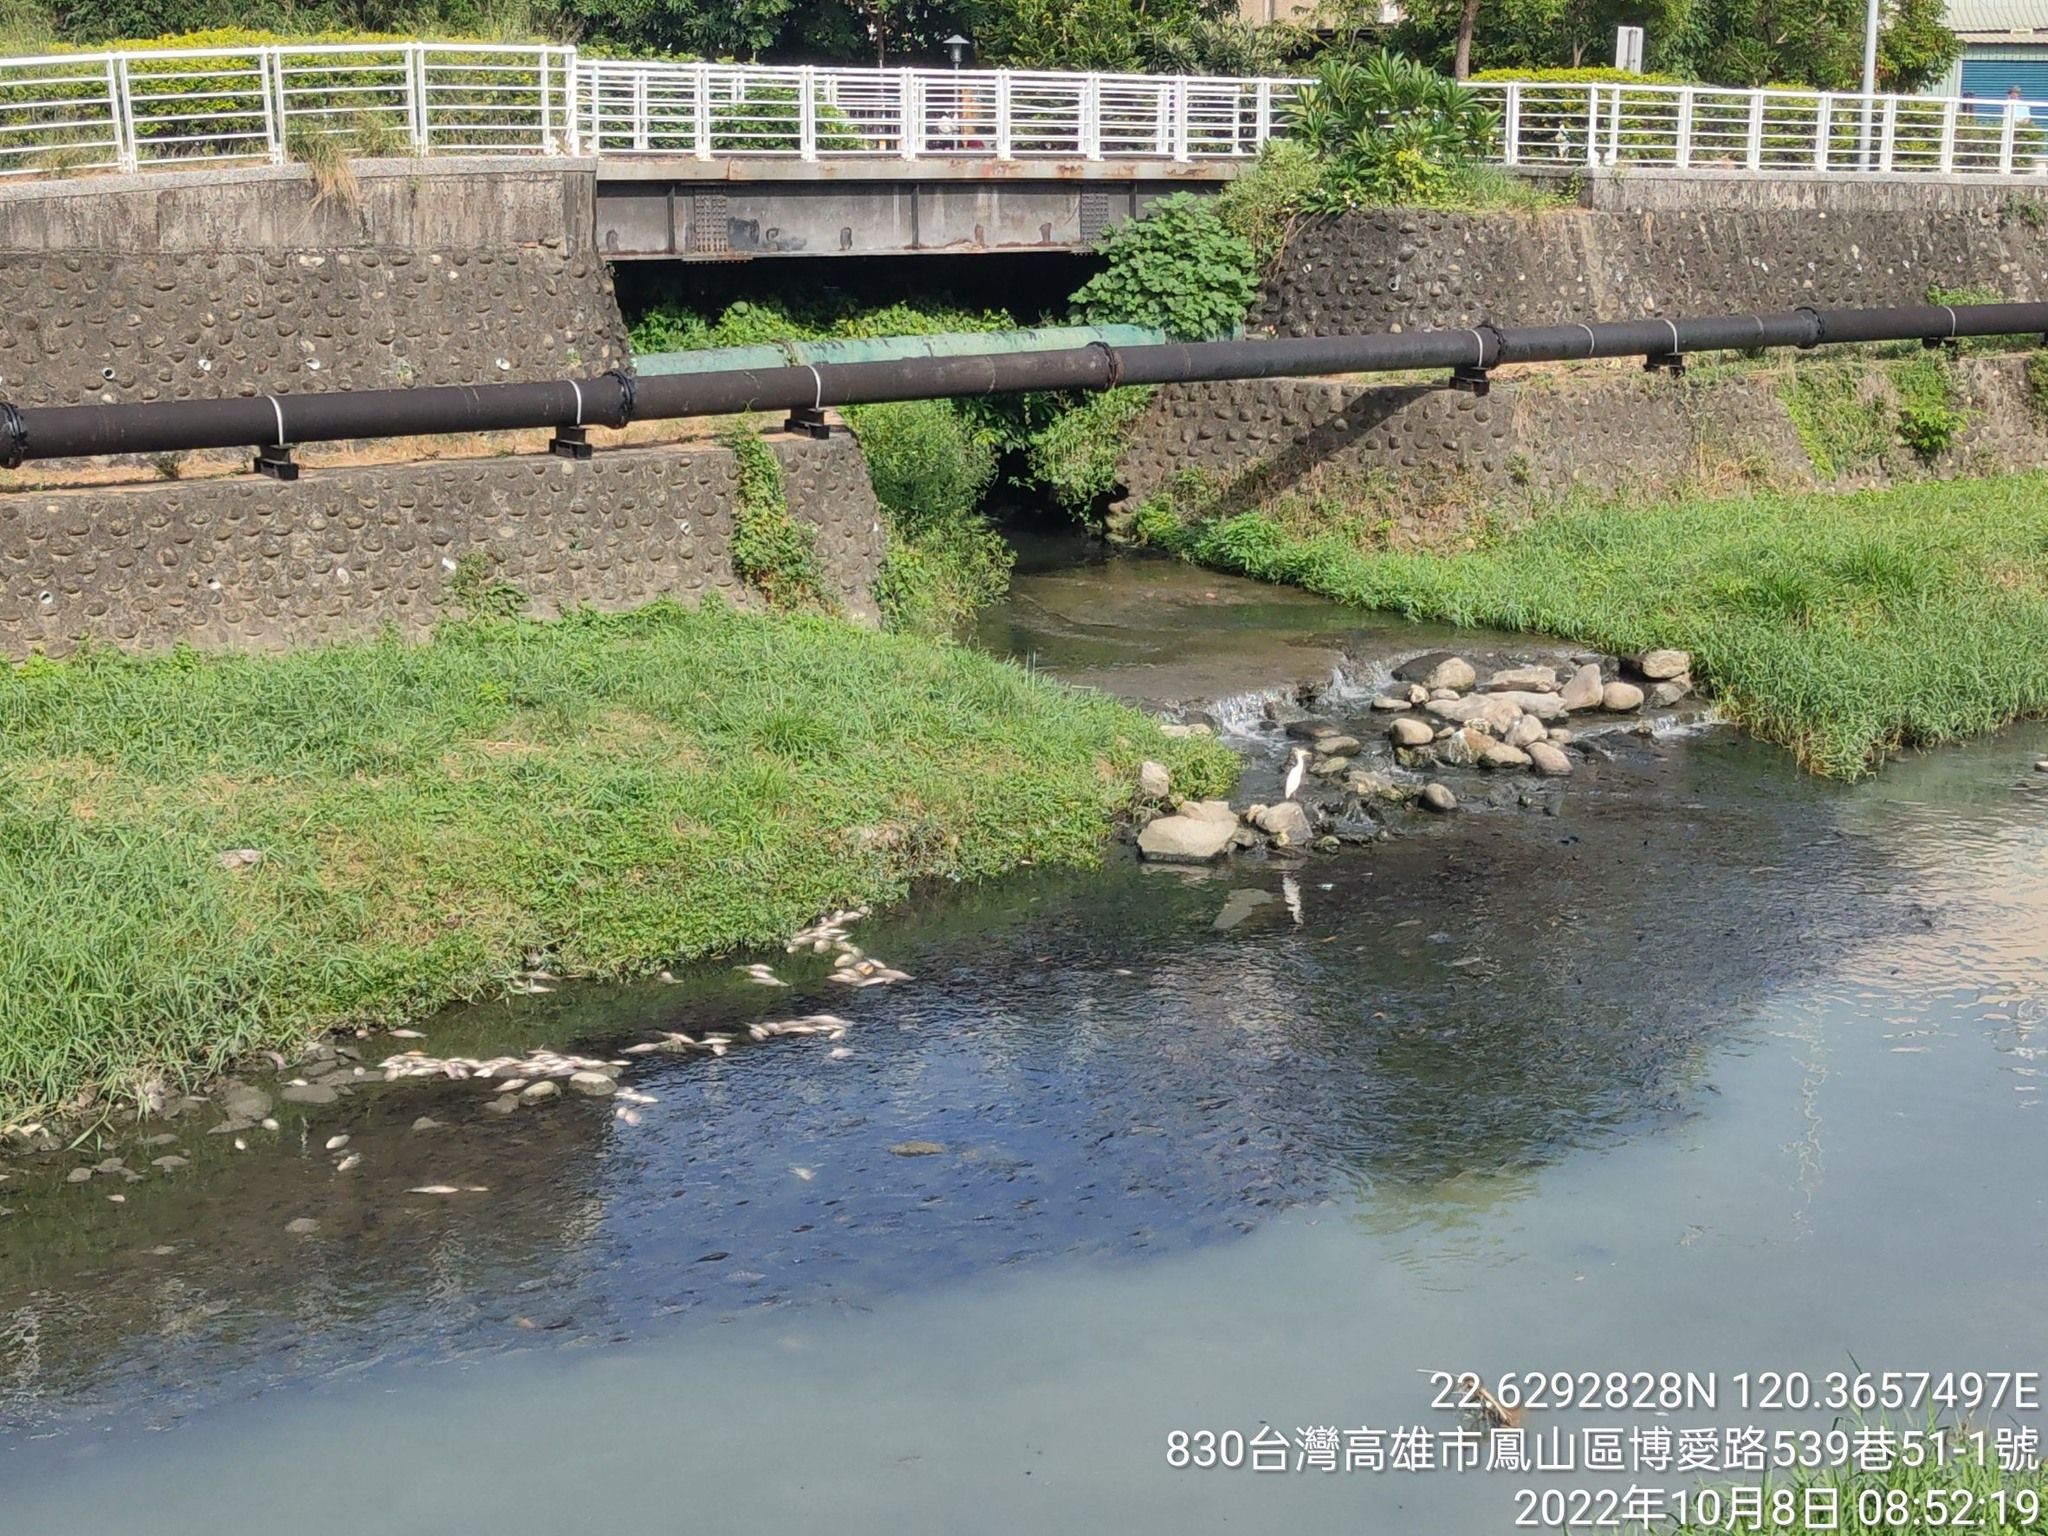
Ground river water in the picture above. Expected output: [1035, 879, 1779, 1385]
[3, 547, 2045, 1532]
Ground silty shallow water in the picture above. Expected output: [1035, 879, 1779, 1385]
[2, 552, 2044, 1532]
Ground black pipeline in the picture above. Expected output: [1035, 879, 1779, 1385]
[5, 302, 2048, 468]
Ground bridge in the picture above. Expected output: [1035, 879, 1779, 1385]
[5, 44, 2048, 259]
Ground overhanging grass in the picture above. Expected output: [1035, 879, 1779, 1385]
[0, 601, 1236, 1123]
[1146, 473, 2048, 778]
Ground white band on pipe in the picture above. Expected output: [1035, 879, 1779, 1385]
[806, 364, 824, 410]
[570, 378, 584, 427]
[265, 394, 286, 447]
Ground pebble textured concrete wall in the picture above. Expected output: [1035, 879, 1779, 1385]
[1256, 207, 2048, 336]
[0, 163, 626, 408]
[1118, 355, 2048, 518]
[0, 436, 884, 658]
[0, 247, 625, 408]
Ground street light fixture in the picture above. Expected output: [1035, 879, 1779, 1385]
[944, 34, 972, 68]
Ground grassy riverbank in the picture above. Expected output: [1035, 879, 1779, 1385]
[0, 603, 1235, 1124]
[1138, 472, 2048, 777]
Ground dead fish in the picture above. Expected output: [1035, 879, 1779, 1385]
[623, 1042, 663, 1056]
[408, 1185, 461, 1195]
[335, 1154, 361, 1173]
[736, 964, 788, 987]
[615, 1107, 643, 1127]
[828, 1047, 853, 1060]
[389, 1028, 425, 1040]
[325, 1135, 350, 1151]
[791, 1166, 814, 1181]
[260, 1117, 280, 1132]
[1456, 1372, 1524, 1429]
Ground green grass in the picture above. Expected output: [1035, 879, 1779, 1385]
[0, 602, 1236, 1124]
[1143, 473, 2048, 778]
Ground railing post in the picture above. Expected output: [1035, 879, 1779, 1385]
[107, 54, 137, 173]
[1606, 83, 1623, 164]
[799, 65, 818, 160]
[561, 47, 580, 156]
[1252, 77, 1269, 154]
[1939, 96, 1958, 173]
[1172, 76, 1190, 162]
[1879, 96, 1896, 173]
[1813, 91, 1830, 171]
[1745, 90, 1763, 170]
[633, 69, 650, 153]
[409, 45, 429, 152]
[1502, 81, 1520, 165]
[2001, 100, 2019, 175]
[1584, 85, 1599, 167]
[995, 70, 1012, 159]
[1676, 85, 1693, 168]
[694, 64, 712, 159]
[900, 68, 920, 159]
[1153, 82, 1170, 156]
[1084, 75, 1103, 159]
[260, 47, 285, 166]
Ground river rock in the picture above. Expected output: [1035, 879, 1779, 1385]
[1138, 814, 1236, 863]
[568, 1071, 617, 1099]
[1137, 760, 1171, 799]
[520, 1080, 561, 1103]
[484, 1095, 519, 1115]
[1254, 801, 1313, 844]
[151, 1155, 190, 1171]
[285, 1217, 320, 1235]
[1636, 648, 1692, 680]
[1479, 741, 1532, 770]
[1559, 663, 1604, 711]
[1312, 755, 1351, 777]
[65, 1166, 93, 1184]
[1601, 680, 1645, 711]
[1370, 695, 1411, 711]
[1487, 665, 1559, 692]
[218, 1082, 272, 1121]
[1179, 799, 1239, 825]
[1347, 770, 1407, 802]
[1157, 722, 1212, 739]
[1420, 782, 1458, 813]
[1314, 735, 1361, 756]
[1504, 714, 1547, 750]
[1424, 656, 1477, 692]
[279, 1083, 338, 1106]
[1648, 676, 1693, 707]
[1389, 717, 1434, 747]
[890, 1140, 945, 1156]
[1527, 741, 1574, 776]
[1283, 718, 1338, 742]
[1435, 727, 1484, 766]
[2035, 760, 2048, 772]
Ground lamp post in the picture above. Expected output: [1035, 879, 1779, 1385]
[1860, 0, 1881, 168]
[944, 34, 972, 68]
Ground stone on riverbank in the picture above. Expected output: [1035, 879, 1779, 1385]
[279, 1084, 338, 1106]
[218, 1083, 272, 1121]
[1138, 815, 1236, 862]
[1480, 742, 1532, 770]
[1425, 656, 1477, 692]
[1420, 783, 1458, 813]
[1254, 801, 1314, 844]
[1389, 717, 1434, 747]
[568, 1071, 617, 1099]
[285, 1217, 320, 1235]
[1559, 664, 1604, 712]
[1504, 715, 1547, 749]
[1636, 649, 1692, 680]
[1371, 695, 1411, 711]
[1179, 799, 1238, 824]
[1487, 665, 1559, 692]
[1648, 677, 1693, 708]
[1429, 691, 1566, 726]
[1138, 760, 1171, 800]
[1527, 741, 1574, 776]
[1602, 681, 1645, 712]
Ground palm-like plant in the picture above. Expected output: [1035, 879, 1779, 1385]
[1286, 49, 1500, 207]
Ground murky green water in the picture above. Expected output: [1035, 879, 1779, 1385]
[4, 554, 2045, 1533]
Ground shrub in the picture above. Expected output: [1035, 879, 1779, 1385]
[1285, 50, 1500, 210]
[1023, 386, 1157, 514]
[721, 427, 828, 611]
[1469, 66, 1689, 83]
[1213, 139, 1322, 270]
[1069, 192, 1256, 341]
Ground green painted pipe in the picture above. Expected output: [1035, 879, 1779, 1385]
[634, 324, 1173, 376]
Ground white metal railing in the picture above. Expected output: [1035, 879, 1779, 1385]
[9, 49, 2047, 183]
[0, 43, 1301, 177]
[1473, 80, 2048, 178]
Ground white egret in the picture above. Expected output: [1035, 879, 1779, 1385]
[1282, 745, 1311, 802]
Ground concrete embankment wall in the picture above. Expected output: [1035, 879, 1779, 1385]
[1256, 199, 2048, 336]
[1, 435, 885, 658]
[1118, 353, 2048, 532]
[0, 160, 626, 406]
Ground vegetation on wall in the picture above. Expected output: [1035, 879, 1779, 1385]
[721, 425, 831, 610]
[1780, 352, 1969, 479]
[1069, 192, 1257, 340]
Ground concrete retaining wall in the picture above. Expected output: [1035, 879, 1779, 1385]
[1117, 354, 2048, 533]
[0, 161, 625, 408]
[0, 434, 885, 658]
[1256, 204, 2048, 336]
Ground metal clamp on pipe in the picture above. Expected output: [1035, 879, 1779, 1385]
[604, 368, 639, 429]
[0, 400, 24, 470]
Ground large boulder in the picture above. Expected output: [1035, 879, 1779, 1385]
[1601, 680, 1645, 712]
[1649, 677, 1693, 707]
[1425, 656, 1478, 692]
[1138, 814, 1236, 862]
[1527, 741, 1574, 776]
[1179, 799, 1239, 824]
[1636, 649, 1692, 681]
[1389, 716, 1435, 747]
[1428, 690, 1566, 727]
[1486, 665, 1559, 693]
[1253, 801, 1314, 844]
[1559, 663, 1604, 712]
